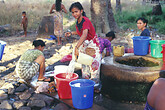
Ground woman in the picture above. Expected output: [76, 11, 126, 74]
[49, 0, 68, 45]
[65, 2, 102, 92]
[145, 78, 165, 110]
[136, 17, 150, 37]
[16, 40, 50, 82]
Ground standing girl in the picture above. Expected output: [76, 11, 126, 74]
[65, 2, 102, 92]
[50, 0, 68, 45]
[136, 17, 150, 37]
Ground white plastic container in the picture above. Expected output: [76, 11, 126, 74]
[54, 65, 68, 74]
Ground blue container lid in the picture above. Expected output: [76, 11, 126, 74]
[0, 40, 6, 46]
[69, 79, 95, 88]
[132, 36, 151, 40]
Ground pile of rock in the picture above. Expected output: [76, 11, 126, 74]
[0, 82, 71, 110]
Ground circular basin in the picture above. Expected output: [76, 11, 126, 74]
[101, 53, 163, 102]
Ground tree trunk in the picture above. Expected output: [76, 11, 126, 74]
[91, 0, 119, 33]
[152, 4, 163, 15]
[91, 0, 110, 33]
[37, 16, 54, 37]
[116, 0, 121, 13]
[107, 0, 119, 32]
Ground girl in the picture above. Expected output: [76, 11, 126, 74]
[98, 31, 116, 57]
[136, 17, 150, 37]
[16, 40, 50, 82]
[50, 0, 68, 45]
[65, 2, 102, 92]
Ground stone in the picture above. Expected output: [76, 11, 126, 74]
[13, 101, 24, 109]
[27, 88, 35, 94]
[19, 90, 31, 100]
[0, 82, 14, 89]
[0, 66, 6, 72]
[0, 93, 8, 101]
[8, 87, 15, 94]
[40, 107, 51, 110]
[53, 103, 70, 110]
[30, 94, 54, 106]
[27, 100, 46, 108]
[19, 106, 31, 110]
[15, 84, 28, 92]
[0, 90, 5, 95]
[0, 100, 12, 110]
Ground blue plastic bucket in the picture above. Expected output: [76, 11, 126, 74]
[132, 36, 151, 56]
[69, 79, 95, 109]
[0, 40, 6, 60]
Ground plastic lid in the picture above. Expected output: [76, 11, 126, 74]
[0, 40, 6, 45]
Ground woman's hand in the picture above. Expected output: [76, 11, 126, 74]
[74, 47, 79, 60]
[65, 32, 72, 37]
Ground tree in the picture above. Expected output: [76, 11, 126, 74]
[91, 0, 119, 33]
[116, 0, 122, 13]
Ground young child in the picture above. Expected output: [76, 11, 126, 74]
[136, 17, 150, 37]
[21, 11, 28, 37]
[98, 31, 116, 57]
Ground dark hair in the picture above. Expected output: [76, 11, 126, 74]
[136, 17, 148, 27]
[56, 0, 62, 12]
[106, 31, 116, 39]
[69, 2, 86, 17]
[32, 40, 45, 47]
[22, 11, 26, 14]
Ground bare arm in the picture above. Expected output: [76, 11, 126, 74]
[61, 4, 68, 14]
[65, 31, 77, 37]
[74, 29, 88, 59]
[76, 29, 88, 48]
[49, 4, 55, 14]
[26, 17, 28, 26]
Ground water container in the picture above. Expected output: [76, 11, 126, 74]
[161, 44, 165, 61]
[0, 40, 6, 60]
[54, 73, 78, 99]
[69, 79, 95, 109]
[132, 36, 151, 56]
[150, 40, 165, 58]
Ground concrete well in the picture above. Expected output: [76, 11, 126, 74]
[100, 53, 163, 102]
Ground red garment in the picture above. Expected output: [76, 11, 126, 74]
[76, 16, 96, 41]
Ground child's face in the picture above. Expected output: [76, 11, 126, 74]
[22, 13, 26, 17]
[137, 20, 146, 30]
[106, 37, 114, 42]
[71, 7, 83, 19]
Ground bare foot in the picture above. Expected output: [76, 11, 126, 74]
[20, 35, 25, 37]
[38, 77, 51, 82]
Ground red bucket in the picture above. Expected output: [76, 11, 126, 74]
[54, 73, 79, 99]
[161, 44, 165, 62]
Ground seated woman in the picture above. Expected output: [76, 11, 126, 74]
[145, 78, 165, 110]
[16, 40, 50, 83]
[136, 17, 150, 37]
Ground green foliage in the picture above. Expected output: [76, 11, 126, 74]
[69, 22, 76, 31]
[114, 4, 165, 34]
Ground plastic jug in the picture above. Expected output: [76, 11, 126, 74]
[72, 48, 94, 65]
[113, 45, 125, 57]
[76, 52, 93, 65]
